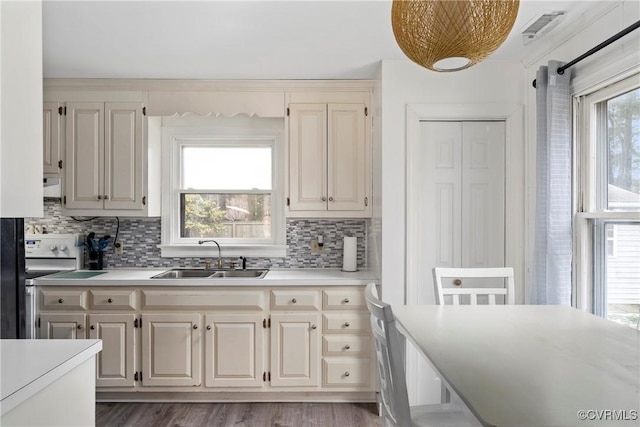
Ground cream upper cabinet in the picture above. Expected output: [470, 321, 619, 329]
[89, 313, 136, 387]
[65, 102, 146, 213]
[43, 102, 63, 176]
[288, 102, 370, 217]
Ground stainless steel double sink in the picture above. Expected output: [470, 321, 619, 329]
[151, 268, 268, 280]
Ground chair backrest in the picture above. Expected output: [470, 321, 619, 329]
[364, 283, 412, 427]
[433, 267, 515, 305]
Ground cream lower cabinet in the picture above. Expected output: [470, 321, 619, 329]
[89, 314, 136, 387]
[141, 313, 201, 387]
[37, 285, 374, 400]
[204, 314, 264, 388]
[39, 313, 86, 339]
[270, 313, 320, 387]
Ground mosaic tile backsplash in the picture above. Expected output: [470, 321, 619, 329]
[28, 200, 367, 270]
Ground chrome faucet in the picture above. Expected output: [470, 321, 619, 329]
[198, 240, 223, 269]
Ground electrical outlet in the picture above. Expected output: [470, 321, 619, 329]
[115, 241, 124, 255]
[311, 239, 325, 254]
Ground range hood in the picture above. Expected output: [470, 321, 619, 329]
[43, 177, 62, 198]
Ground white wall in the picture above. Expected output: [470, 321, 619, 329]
[0, 0, 43, 218]
[379, 59, 525, 306]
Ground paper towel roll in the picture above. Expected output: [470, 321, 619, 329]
[342, 236, 357, 272]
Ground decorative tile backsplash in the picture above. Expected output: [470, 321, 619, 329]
[28, 200, 367, 269]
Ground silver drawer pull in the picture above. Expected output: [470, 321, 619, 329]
[206, 325, 212, 330]
[343, 322, 350, 328]
[344, 371, 350, 377]
[344, 344, 351, 350]
[311, 324, 317, 330]
[343, 298, 350, 304]
[291, 298, 297, 304]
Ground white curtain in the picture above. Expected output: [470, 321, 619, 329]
[532, 61, 572, 305]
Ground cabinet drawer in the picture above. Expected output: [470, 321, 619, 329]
[270, 290, 319, 311]
[141, 290, 264, 310]
[40, 289, 86, 310]
[322, 358, 371, 388]
[323, 289, 365, 310]
[323, 313, 370, 334]
[90, 290, 136, 310]
[323, 335, 371, 356]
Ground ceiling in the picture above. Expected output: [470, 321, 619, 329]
[43, 0, 602, 80]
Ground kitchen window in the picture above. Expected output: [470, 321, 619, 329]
[575, 74, 640, 328]
[160, 119, 285, 258]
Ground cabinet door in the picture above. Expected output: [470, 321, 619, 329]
[39, 313, 86, 339]
[289, 103, 327, 211]
[65, 102, 104, 209]
[43, 102, 62, 175]
[141, 314, 201, 387]
[327, 103, 367, 211]
[270, 313, 320, 387]
[104, 103, 144, 210]
[89, 314, 136, 387]
[204, 314, 264, 388]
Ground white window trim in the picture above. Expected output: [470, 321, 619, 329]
[160, 124, 286, 258]
[574, 73, 640, 311]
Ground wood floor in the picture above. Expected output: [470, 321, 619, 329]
[96, 402, 381, 427]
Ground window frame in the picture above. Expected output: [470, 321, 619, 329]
[574, 74, 640, 312]
[160, 125, 285, 258]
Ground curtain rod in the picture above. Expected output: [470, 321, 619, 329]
[532, 20, 640, 88]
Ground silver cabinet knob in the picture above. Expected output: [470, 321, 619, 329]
[321, 197, 327, 202]
[329, 196, 334, 202]
[344, 344, 351, 350]
[343, 298, 350, 304]
[193, 325, 198, 330]
[206, 325, 212, 330]
[291, 298, 297, 304]
[311, 324, 317, 330]
[344, 371, 350, 377]
[343, 322, 350, 328]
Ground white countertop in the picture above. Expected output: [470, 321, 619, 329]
[33, 268, 378, 286]
[0, 339, 102, 415]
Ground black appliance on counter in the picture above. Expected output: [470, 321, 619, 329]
[1, 218, 26, 339]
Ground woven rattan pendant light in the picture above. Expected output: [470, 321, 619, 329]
[392, 0, 520, 72]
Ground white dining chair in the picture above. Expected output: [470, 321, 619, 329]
[432, 267, 515, 306]
[364, 283, 472, 427]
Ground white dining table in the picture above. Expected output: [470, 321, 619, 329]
[392, 305, 640, 427]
